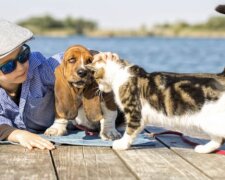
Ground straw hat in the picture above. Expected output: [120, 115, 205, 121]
[0, 19, 33, 59]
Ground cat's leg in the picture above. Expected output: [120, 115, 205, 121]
[194, 136, 224, 153]
[113, 106, 144, 150]
[112, 80, 143, 150]
[100, 104, 121, 140]
[112, 122, 144, 150]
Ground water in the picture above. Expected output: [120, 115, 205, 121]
[28, 36, 225, 73]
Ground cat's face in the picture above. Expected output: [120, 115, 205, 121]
[86, 60, 113, 93]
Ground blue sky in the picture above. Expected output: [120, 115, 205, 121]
[0, 0, 224, 29]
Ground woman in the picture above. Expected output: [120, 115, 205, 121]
[0, 19, 63, 150]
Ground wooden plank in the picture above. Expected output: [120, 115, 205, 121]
[115, 139, 210, 180]
[145, 126, 225, 179]
[0, 144, 56, 180]
[51, 146, 137, 180]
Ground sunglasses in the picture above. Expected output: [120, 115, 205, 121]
[0, 44, 30, 74]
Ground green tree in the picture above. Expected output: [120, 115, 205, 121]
[73, 18, 97, 34]
[18, 15, 98, 35]
[204, 16, 225, 30]
[19, 15, 64, 29]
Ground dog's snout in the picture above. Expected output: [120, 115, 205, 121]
[77, 69, 87, 78]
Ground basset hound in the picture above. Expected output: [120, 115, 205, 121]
[44, 45, 121, 140]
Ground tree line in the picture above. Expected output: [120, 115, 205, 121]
[156, 16, 225, 31]
[18, 15, 225, 37]
[18, 15, 98, 35]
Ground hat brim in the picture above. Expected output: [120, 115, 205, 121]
[0, 37, 33, 59]
[0, 19, 33, 59]
[215, 5, 225, 14]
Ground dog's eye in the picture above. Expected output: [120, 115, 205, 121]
[68, 58, 76, 63]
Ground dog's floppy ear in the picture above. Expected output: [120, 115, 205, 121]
[54, 65, 81, 119]
[82, 80, 103, 121]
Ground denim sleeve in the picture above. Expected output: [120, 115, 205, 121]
[0, 115, 13, 127]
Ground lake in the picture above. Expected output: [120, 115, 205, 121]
[28, 36, 225, 73]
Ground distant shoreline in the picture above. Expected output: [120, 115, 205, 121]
[27, 27, 225, 38]
[33, 30, 225, 38]
[18, 15, 225, 38]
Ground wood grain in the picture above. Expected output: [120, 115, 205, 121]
[51, 146, 137, 180]
[0, 144, 56, 180]
[115, 139, 210, 180]
[146, 126, 225, 179]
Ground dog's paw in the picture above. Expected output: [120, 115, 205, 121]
[100, 128, 122, 140]
[112, 139, 130, 150]
[44, 127, 67, 136]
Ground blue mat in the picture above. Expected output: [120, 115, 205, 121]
[0, 130, 155, 147]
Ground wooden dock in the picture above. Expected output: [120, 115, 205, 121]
[1, 126, 225, 180]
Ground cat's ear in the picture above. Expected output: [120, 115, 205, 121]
[86, 64, 97, 72]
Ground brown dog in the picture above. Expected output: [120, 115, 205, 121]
[44, 45, 121, 140]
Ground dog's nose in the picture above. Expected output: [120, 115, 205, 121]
[77, 69, 87, 78]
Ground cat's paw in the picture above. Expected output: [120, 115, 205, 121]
[194, 140, 222, 154]
[112, 139, 130, 150]
[100, 128, 122, 140]
[194, 145, 212, 154]
[44, 127, 67, 136]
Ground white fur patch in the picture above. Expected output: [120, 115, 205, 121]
[113, 132, 132, 150]
[81, 55, 85, 68]
[75, 106, 98, 130]
[104, 60, 131, 109]
[141, 93, 225, 138]
[44, 118, 68, 136]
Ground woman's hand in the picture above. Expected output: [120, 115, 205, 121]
[7, 129, 55, 150]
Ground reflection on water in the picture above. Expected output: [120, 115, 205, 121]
[28, 36, 225, 73]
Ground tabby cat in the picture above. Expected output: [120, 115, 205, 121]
[86, 52, 225, 153]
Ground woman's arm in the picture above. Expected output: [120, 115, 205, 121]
[7, 129, 55, 150]
[0, 123, 55, 150]
[0, 102, 55, 150]
[0, 124, 16, 140]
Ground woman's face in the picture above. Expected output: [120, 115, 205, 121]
[0, 46, 29, 84]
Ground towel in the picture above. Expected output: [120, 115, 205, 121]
[0, 130, 155, 147]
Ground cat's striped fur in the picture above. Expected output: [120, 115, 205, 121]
[87, 53, 225, 153]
